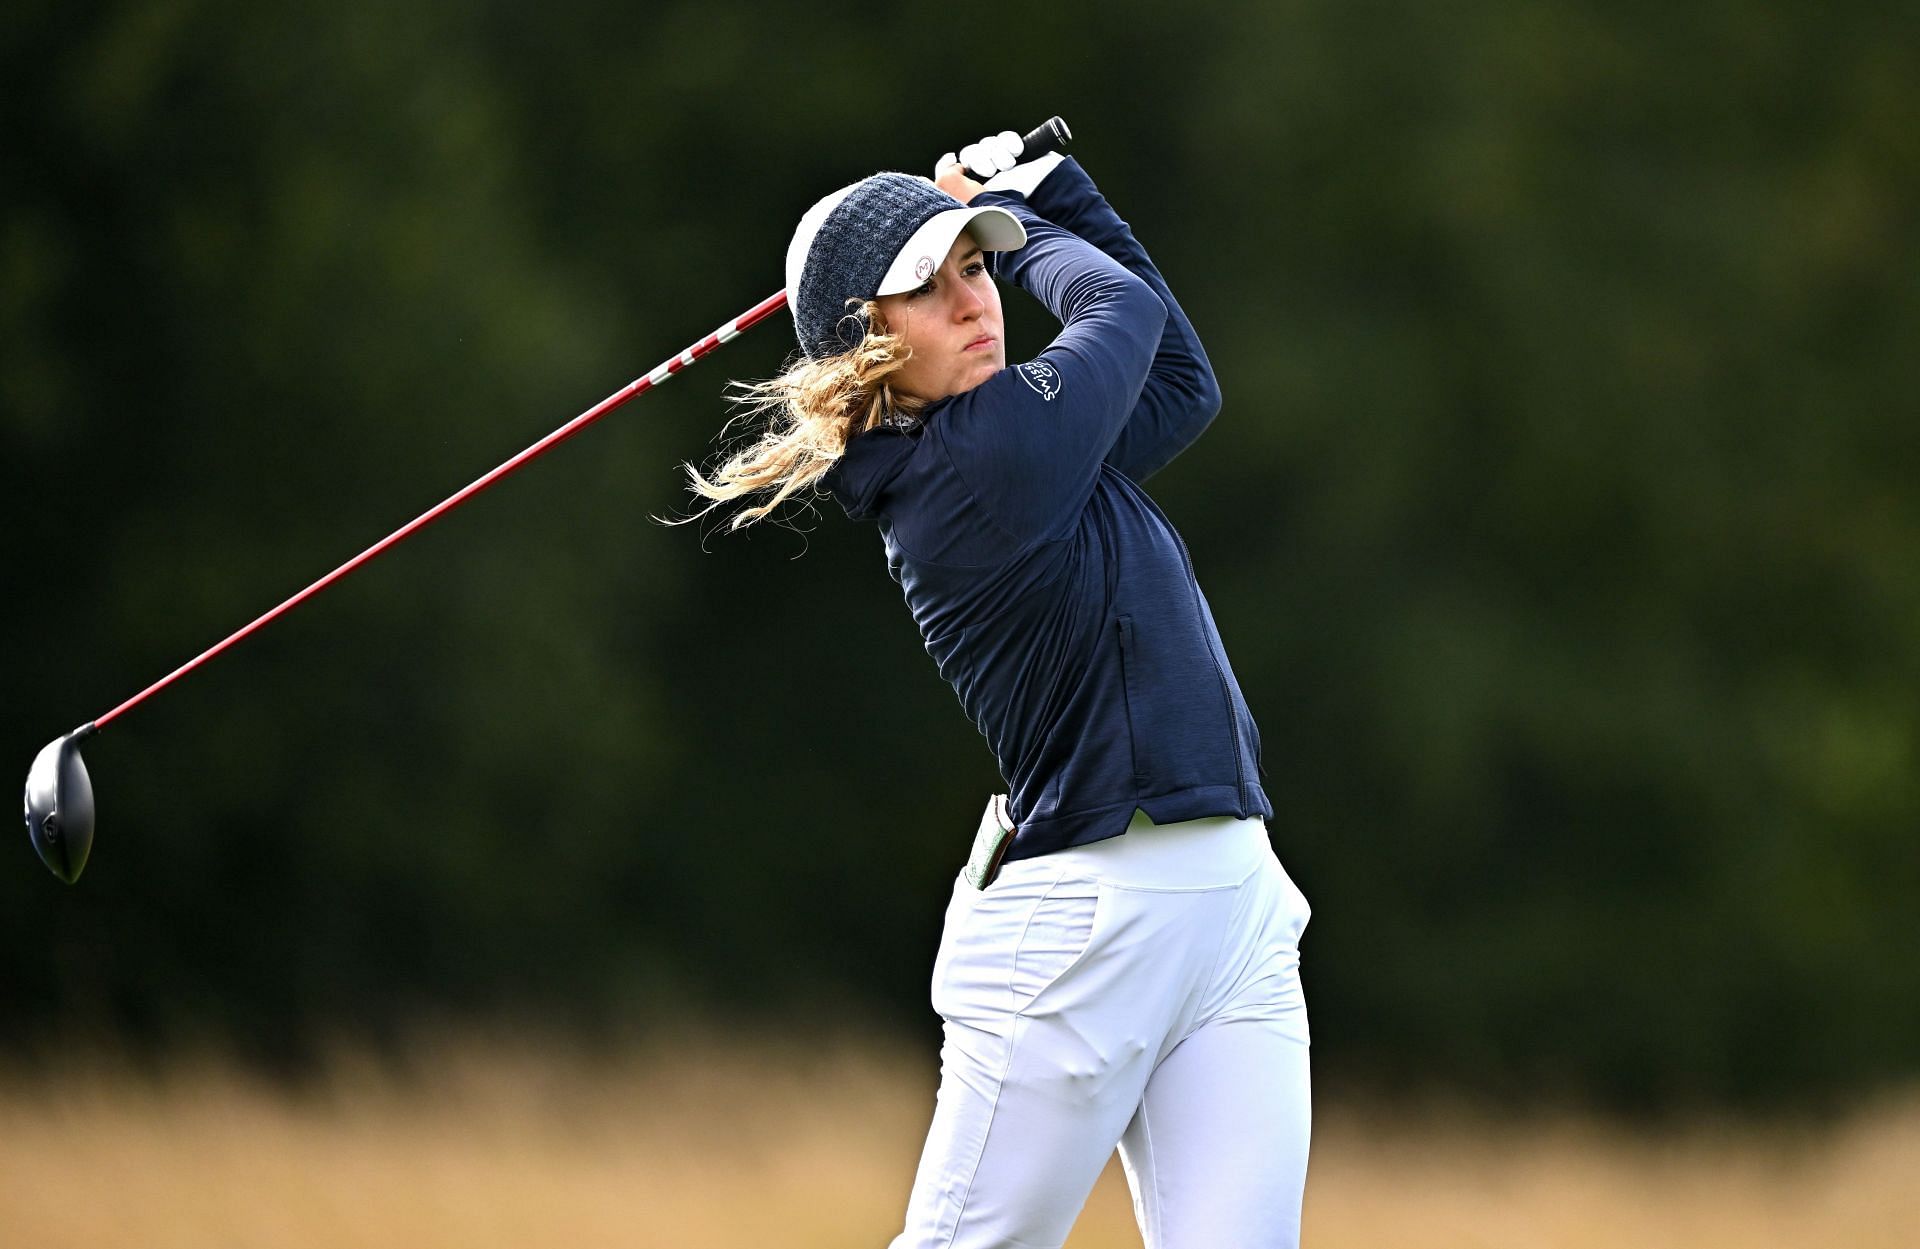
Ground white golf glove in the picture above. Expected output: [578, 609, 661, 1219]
[950, 130, 1025, 180]
[937, 130, 1066, 200]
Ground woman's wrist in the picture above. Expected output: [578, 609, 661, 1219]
[933, 158, 986, 204]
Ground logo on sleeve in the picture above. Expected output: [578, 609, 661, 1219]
[1017, 361, 1061, 401]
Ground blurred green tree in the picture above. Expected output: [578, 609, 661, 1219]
[3, 0, 1914, 1110]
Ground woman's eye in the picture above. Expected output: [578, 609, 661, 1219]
[910, 280, 935, 299]
[965, 261, 988, 278]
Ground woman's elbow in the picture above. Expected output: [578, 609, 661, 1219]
[1113, 272, 1168, 344]
[1192, 363, 1222, 426]
[1168, 351, 1221, 435]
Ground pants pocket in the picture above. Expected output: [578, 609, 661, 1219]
[1272, 855, 1311, 942]
[1010, 888, 1100, 1010]
[933, 875, 1103, 1027]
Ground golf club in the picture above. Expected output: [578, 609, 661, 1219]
[23, 117, 1074, 884]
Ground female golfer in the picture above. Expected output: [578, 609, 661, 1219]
[686, 133, 1312, 1248]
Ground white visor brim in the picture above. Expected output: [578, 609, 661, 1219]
[874, 206, 1027, 297]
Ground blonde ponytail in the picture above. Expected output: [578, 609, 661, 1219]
[663, 302, 923, 533]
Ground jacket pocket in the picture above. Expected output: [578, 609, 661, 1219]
[1115, 614, 1149, 790]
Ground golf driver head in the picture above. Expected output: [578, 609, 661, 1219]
[24, 727, 96, 884]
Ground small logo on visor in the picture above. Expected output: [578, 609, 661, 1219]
[1017, 361, 1061, 401]
[915, 256, 935, 280]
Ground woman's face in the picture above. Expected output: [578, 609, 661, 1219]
[875, 231, 1005, 402]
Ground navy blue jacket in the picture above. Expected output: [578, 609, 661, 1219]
[824, 159, 1272, 860]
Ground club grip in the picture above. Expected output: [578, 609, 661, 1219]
[958, 118, 1073, 180]
[1020, 116, 1073, 160]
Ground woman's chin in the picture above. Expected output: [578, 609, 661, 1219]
[923, 360, 1004, 402]
[963, 361, 1003, 393]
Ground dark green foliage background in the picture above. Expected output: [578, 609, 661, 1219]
[4, 0, 1915, 1111]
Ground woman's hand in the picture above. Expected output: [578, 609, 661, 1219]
[934, 155, 987, 204]
[936, 129, 1031, 202]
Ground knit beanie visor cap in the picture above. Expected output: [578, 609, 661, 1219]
[785, 172, 1026, 359]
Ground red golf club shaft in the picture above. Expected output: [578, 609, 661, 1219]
[89, 289, 792, 733]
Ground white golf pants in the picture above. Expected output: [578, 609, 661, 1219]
[891, 810, 1313, 1249]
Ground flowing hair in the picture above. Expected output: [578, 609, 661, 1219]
[661, 300, 925, 533]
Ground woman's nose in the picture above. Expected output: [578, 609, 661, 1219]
[952, 282, 984, 320]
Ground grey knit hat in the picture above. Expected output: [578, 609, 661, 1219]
[784, 172, 1027, 360]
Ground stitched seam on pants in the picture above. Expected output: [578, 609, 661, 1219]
[936, 1014, 1024, 1247]
[1096, 858, 1264, 897]
[1184, 878, 1254, 1045]
[1092, 881, 1237, 896]
[1138, 1094, 1165, 1249]
[939, 877, 1061, 1247]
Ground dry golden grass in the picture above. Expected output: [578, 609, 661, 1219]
[0, 1035, 1913, 1248]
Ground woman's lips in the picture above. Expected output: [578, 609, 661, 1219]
[964, 335, 996, 352]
